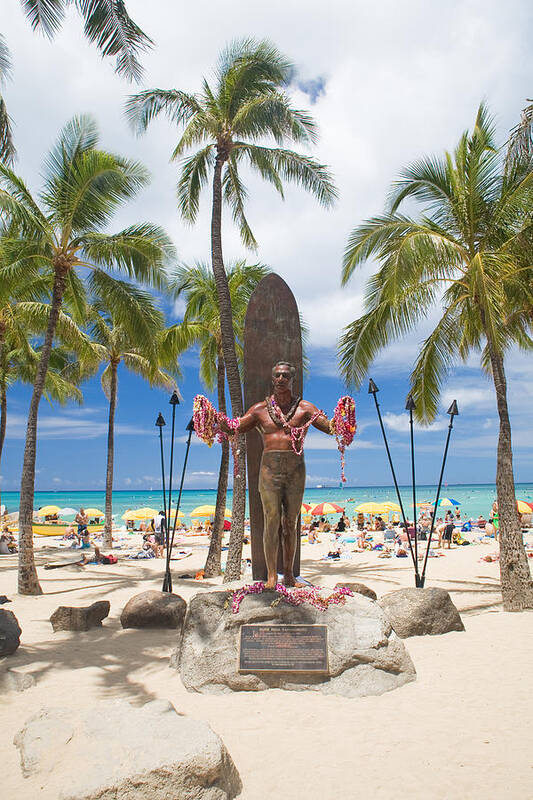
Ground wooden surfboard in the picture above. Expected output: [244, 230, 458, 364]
[243, 273, 303, 581]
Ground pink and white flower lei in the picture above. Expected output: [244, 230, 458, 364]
[268, 395, 323, 456]
[330, 396, 357, 483]
[193, 395, 241, 475]
[228, 581, 353, 613]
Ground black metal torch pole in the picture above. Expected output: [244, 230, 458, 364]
[368, 380, 420, 584]
[155, 413, 167, 550]
[163, 418, 195, 593]
[420, 400, 459, 586]
[406, 395, 421, 586]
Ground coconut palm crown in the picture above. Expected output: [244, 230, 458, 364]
[339, 103, 533, 611]
[0, 113, 175, 594]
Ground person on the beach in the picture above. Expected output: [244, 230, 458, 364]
[0, 526, 17, 554]
[220, 361, 333, 588]
[442, 520, 454, 549]
[75, 508, 89, 536]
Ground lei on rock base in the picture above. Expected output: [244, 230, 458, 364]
[193, 394, 357, 482]
[227, 581, 354, 613]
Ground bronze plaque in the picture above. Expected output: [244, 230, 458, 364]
[238, 624, 328, 673]
[243, 274, 303, 580]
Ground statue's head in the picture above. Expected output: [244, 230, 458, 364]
[272, 361, 295, 392]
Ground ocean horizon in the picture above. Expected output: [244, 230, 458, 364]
[2, 482, 532, 521]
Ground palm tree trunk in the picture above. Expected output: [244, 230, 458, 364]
[0, 334, 6, 512]
[211, 153, 246, 582]
[18, 268, 68, 595]
[204, 352, 228, 577]
[489, 345, 533, 610]
[103, 360, 118, 548]
[0, 381, 6, 514]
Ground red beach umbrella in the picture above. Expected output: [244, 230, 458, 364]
[310, 502, 344, 515]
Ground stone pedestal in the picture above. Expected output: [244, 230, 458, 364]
[173, 589, 416, 697]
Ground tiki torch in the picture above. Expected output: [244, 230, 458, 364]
[419, 400, 459, 586]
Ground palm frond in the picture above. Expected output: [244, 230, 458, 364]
[238, 144, 337, 208]
[223, 155, 257, 249]
[125, 89, 201, 133]
[176, 146, 214, 223]
[22, 0, 64, 37]
[80, 224, 174, 289]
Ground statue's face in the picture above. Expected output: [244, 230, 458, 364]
[272, 364, 294, 393]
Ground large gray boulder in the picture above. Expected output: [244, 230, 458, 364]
[378, 587, 465, 638]
[0, 608, 21, 655]
[175, 589, 416, 697]
[14, 699, 242, 800]
[50, 601, 110, 632]
[121, 590, 186, 630]
[335, 581, 377, 601]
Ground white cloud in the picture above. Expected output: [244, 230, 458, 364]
[5, 412, 152, 440]
[383, 412, 448, 433]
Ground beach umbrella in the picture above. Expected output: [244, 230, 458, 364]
[37, 505, 61, 515]
[84, 508, 104, 517]
[122, 507, 159, 521]
[517, 500, 533, 513]
[354, 502, 388, 514]
[301, 503, 312, 514]
[438, 497, 461, 507]
[191, 504, 232, 518]
[382, 501, 401, 512]
[58, 507, 77, 516]
[310, 502, 344, 515]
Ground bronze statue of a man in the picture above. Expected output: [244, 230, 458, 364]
[224, 361, 332, 589]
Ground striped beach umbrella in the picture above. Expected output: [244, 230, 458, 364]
[439, 497, 461, 507]
[310, 502, 344, 515]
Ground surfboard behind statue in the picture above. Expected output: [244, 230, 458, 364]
[243, 273, 303, 581]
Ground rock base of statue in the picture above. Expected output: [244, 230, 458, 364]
[172, 589, 416, 698]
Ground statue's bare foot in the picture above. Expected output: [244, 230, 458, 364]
[283, 574, 305, 588]
[264, 575, 277, 590]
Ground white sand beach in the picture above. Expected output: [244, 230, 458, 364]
[2, 532, 533, 799]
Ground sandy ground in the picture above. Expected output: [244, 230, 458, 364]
[1, 531, 533, 800]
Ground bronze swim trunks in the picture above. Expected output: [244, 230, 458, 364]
[258, 450, 305, 508]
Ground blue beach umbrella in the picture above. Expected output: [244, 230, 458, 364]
[439, 497, 461, 507]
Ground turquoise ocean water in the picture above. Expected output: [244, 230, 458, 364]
[2, 483, 533, 522]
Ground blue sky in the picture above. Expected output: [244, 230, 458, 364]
[1, 0, 532, 490]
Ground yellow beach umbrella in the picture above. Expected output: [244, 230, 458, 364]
[382, 501, 401, 512]
[516, 500, 533, 514]
[122, 507, 159, 521]
[37, 505, 61, 516]
[354, 502, 388, 514]
[169, 508, 185, 519]
[85, 508, 104, 517]
[191, 504, 232, 518]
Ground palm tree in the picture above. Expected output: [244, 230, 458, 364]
[0, 34, 15, 164]
[0, 114, 174, 594]
[339, 103, 533, 612]
[20, 0, 152, 82]
[167, 260, 271, 577]
[126, 38, 337, 579]
[87, 282, 177, 546]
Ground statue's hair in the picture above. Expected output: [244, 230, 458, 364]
[272, 361, 296, 377]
